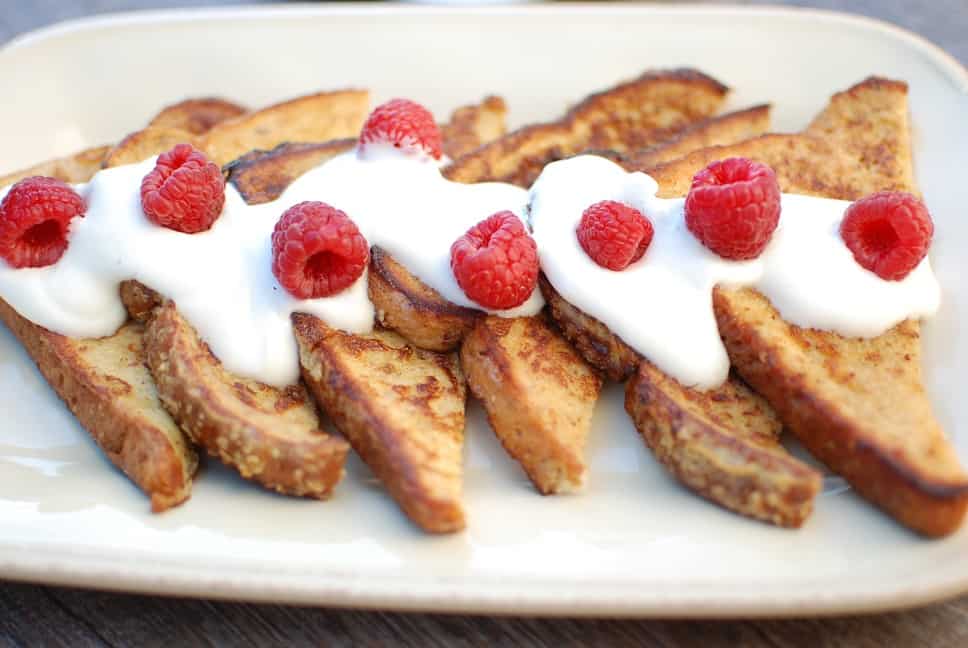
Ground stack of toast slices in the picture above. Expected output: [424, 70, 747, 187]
[1, 69, 965, 537]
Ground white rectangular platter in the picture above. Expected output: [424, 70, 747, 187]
[0, 4, 966, 617]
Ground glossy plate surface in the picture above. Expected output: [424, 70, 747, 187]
[0, 4, 966, 617]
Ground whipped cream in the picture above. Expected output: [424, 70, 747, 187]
[0, 149, 543, 387]
[529, 155, 941, 390]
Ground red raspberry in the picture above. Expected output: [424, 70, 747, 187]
[140, 143, 225, 234]
[450, 211, 538, 310]
[271, 201, 369, 299]
[840, 191, 933, 281]
[0, 176, 85, 268]
[576, 200, 654, 270]
[684, 157, 781, 260]
[358, 98, 442, 160]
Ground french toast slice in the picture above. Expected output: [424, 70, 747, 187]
[142, 302, 348, 498]
[0, 150, 198, 512]
[0, 145, 111, 188]
[542, 256, 824, 524]
[443, 69, 729, 187]
[461, 316, 602, 494]
[440, 95, 508, 160]
[293, 315, 467, 533]
[0, 301, 198, 512]
[368, 246, 482, 352]
[626, 362, 820, 527]
[147, 97, 248, 135]
[200, 89, 370, 165]
[620, 104, 771, 169]
[641, 77, 968, 536]
[119, 91, 399, 497]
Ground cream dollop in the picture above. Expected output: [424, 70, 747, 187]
[0, 149, 543, 387]
[528, 155, 941, 390]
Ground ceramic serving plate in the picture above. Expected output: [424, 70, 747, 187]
[0, 4, 966, 617]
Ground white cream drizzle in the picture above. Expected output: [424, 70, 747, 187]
[528, 155, 941, 390]
[0, 148, 543, 387]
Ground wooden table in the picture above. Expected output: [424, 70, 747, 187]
[1, 1, 966, 645]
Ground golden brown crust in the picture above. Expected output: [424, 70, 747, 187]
[293, 315, 467, 533]
[119, 280, 163, 324]
[461, 316, 602, 494]
[225, 140, 355, 204]
[147, 97, 248, 135]
[540, 275, 820, 526]
[368, 247, 481, 352]
[804, 76, 915, 194]
[642, 78, 917, 200]
[199, 89, 370, 166]
[539, 276, 640, 382]
[647, 76, 968, 536]
[143, 302, 348, 498]
[644, 133, 854, 198]
[0, 299, 196, 512]
[622, 104, 771, 169]
[0, 145, 111, 188]
[443, 68, 730, 187]
[440, 95, 508, 160]
[625, 362, 821, 527]
[713, 288, 968, 536]
[102, 127, 198, 169]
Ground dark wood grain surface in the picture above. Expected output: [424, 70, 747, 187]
[1, 1, 966, 645]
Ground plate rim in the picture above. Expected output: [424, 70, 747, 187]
[1, 2, 966, 618]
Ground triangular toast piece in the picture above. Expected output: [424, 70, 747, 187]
[619, 104, 771, 169]
[440, 95, 508, 160]
[444, 69, 730, 188]
[626, 361, 820, 526]
[0, 145, 111, 189]
[200, 89, 370, 165]
[0, 300, 198, 512]
[542, 261, 823, 526]
[461, 316, 602, 494]
[642, 78, 968, 536]
[108, 99, 354, 500]
[147, 97, 248, 135]
[0, 143, 200, 512]
[142, 301, 348, 498]
[293, 315, 467, 533]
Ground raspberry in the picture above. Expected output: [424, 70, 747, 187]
[0, 176, 85, 268]
[450, 211, 539, 310]
[576, 200, 654, 270]
[358, 98, 442, 160]
[684, 157, 781, 260]
[840, 191, 933, 281]
[140, 143, 225, 234]
[271, 201, 369, 299]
